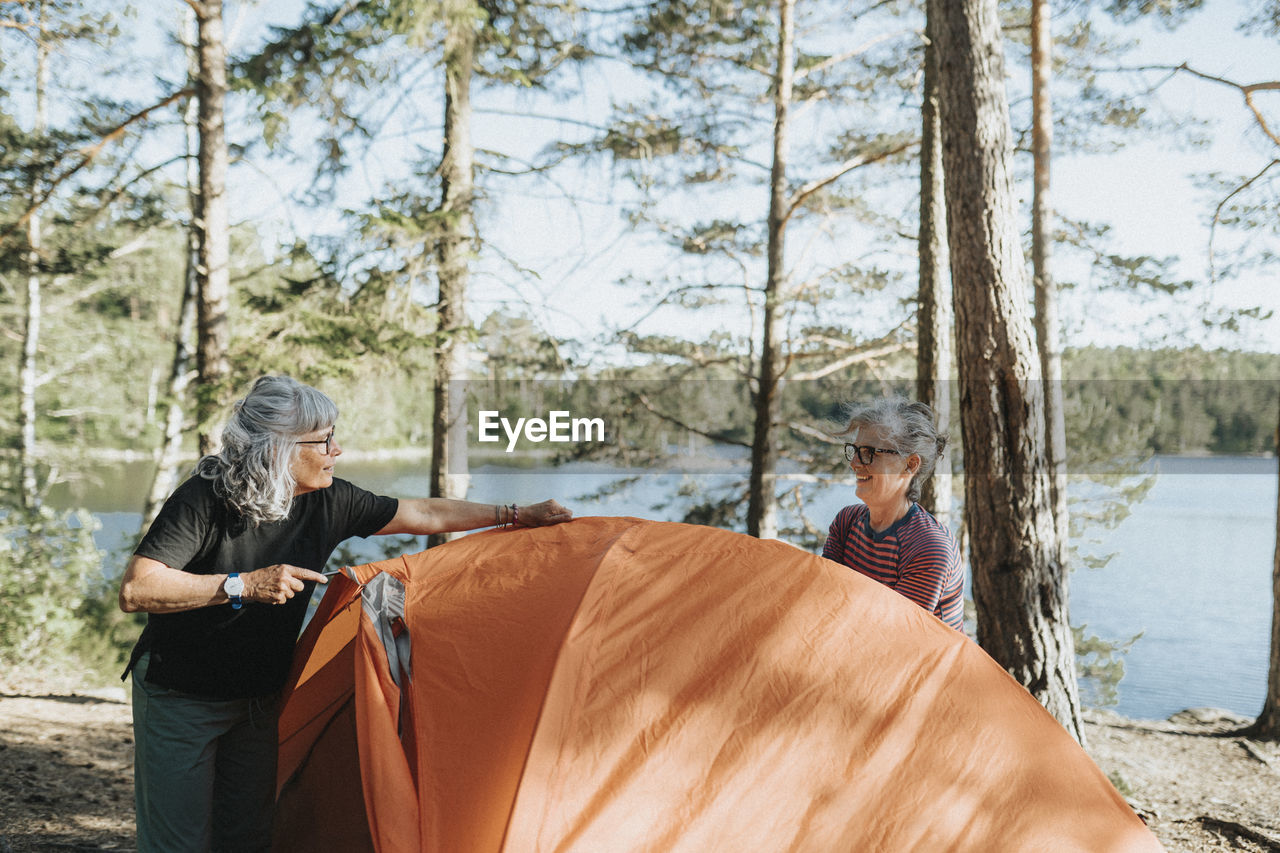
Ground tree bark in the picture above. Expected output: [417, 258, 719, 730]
[747, 0, 795, 540]
[143, 278, 197, 533]
[192, 0, 230, 456]
[429, 0, 475, 547]
[1031, 0, 1068, 547]
[916, 0, 953, 529]
[19, 3, 48, 510]
[935, 0, 1084, 742]
[141, 17, 200, 535]
[1249, 396, 1280, 739]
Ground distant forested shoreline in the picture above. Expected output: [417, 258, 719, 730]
[17, 341, 1275, 465]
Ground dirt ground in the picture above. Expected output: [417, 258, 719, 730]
[0, 683, 1278, 852]
[1084, 706, 1280, 852]
[0, 687, 135, 853]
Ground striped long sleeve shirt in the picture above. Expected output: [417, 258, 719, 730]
[822, 502, 965, 631]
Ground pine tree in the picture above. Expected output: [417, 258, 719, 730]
[916, 0, 952, 527]
[935, 0, 1085, 741]
[589, 0, 921, 537]
[239, 0, 587, 507]
[191, 0, 231, 455]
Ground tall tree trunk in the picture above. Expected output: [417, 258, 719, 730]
[747, 0, 795, 540]
[193, 0, 230, 456]
[141, 19, 200, 534]
[916, 0, 953, 529]
[935, 0, 1084, 742]
[429, 0, 475, 548]
[1249, 396, 1280, 740]
[18, 2, 48, 510]
[144, 279, 197, 532]
[1031, 0, 1068, 548]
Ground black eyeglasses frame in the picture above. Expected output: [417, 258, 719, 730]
[296, 427, 337, 455]
[843, 442, 901, 465]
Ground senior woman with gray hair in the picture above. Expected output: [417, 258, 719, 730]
[118, 375, 572, 853]
[821, 396, 964, 631]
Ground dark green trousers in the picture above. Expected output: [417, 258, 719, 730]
[131, 654, 278, 853]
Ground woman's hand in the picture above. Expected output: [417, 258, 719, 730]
[516, 499, 573, 527]
[244, 564, 328, 605]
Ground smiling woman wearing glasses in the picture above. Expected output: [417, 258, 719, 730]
[822, 396, 964, 632]
[116, 375, 572, 853]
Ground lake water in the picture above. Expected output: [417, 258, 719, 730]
[61, 454, 1277, 722]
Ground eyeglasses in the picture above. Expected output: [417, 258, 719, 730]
[843, 443, 901, 465]
[296, 428, 337, 455]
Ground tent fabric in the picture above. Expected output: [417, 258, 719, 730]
[274, 516, 1163, 853]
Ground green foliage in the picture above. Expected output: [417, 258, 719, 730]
[230, 239, 440, 450]
[677, 219, 760, 256]
[1197, 165, 1280, 292]
[1242, 0, 1280, 35]
[472, 0, 590, 84]
[237, 0, 587, 192]
[477, 310, 567, 376]
[1075, 625, 1143, 707]
[669, 479, 746, 529]
[1107, 770, 1135, 797]
[0, 468, 141, 684]
[0, 212, 189, 450]
[0, 505, 104, 672]
[69, 574, 147, 680]
[1102, 0, 1205, 25]
[0, 0, 195, 460]
[233, 3, 403, 177]
[593, 113, 693, 161]
[1065, 346, 1280, 455]
[1056, 216, 1197, 298]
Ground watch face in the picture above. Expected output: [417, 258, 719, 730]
[225, 575, 244, 596]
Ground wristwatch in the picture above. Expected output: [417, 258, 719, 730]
[224, 573, 244, 610]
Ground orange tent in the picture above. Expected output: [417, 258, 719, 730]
[273, 516, 1163, 853]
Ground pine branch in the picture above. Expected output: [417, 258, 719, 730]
[785, 139, 918, 224]
[616, 279, 757, 337]
[0, 89, 193, 243]
[634, 392, 752, 449]
[77, 154, 188, 231]
[36, 343, 108, 386]
[785, 420, 839, 444]
[788, 340, 907, 381]
[472, 107, 609, 134]
[1168, 63, 1280, 146]
[793, 26, 912, 83]
[47, 277, 140, 315]
[1209, 158, 1280, 283]
[1103, 62, 1280, 146]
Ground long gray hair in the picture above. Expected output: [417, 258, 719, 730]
[197, 376, 339, 526]
[836, 396, 947, 503]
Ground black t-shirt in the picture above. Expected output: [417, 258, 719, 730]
[132, 475, 398, 699]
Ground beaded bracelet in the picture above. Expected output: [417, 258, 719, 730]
[495, 504, 520, 528]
